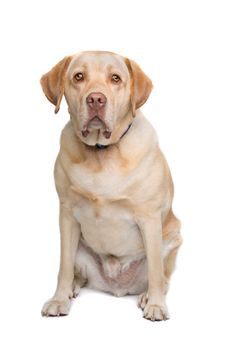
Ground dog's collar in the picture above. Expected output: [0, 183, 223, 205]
[95, 123, 132, 150]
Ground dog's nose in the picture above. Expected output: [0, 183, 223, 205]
[86, 92, 107, 110]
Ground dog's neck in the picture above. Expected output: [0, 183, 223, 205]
[93, 123, 132, 150]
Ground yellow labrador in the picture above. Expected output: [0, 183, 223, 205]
[40, 51, 182, 321]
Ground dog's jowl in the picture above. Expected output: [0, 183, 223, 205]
[40, 51, 182, 321]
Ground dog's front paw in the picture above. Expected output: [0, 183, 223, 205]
[138, 292, 169, 321]
[41, 298, 71, 317]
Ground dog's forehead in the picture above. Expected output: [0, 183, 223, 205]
[69, 51, 129, 75]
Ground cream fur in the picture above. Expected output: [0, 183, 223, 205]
[40, 51, 182, 321]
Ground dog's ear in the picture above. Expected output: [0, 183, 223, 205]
[40, 56, 72, 114]
[125, 58, 153, 114]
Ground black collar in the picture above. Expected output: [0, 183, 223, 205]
[95, 123, 132, 150]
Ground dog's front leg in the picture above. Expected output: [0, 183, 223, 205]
[42, 204, 81, 316]
[137, 212, 169, 321]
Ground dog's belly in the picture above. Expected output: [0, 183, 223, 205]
[76, 240, 148, 296]
[72, 198, 144, 257]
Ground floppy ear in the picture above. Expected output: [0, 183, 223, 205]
[125, 58, 153, 114]
[40, 56, 72, 113]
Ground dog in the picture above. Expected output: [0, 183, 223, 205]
[40, 51, 182, 321]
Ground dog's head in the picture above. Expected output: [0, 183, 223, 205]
[41, 51, 152, 146]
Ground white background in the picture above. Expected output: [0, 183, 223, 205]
[0, 0, 232, 348]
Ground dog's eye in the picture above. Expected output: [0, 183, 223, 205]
[74, 72, 84, 82]
[111, 74, 121, 83]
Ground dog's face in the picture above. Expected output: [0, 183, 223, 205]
[41, 51, 153, 145]
[65, 52, 132, 141]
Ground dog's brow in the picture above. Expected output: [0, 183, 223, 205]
[72, 62, 88, 72]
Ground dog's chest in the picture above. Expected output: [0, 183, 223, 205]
[70, 161, 130, 198]
[69, 163, 144, 256]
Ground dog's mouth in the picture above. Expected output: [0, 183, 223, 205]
[82, 116, 112, 139]
[88, 116, 105, 129]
